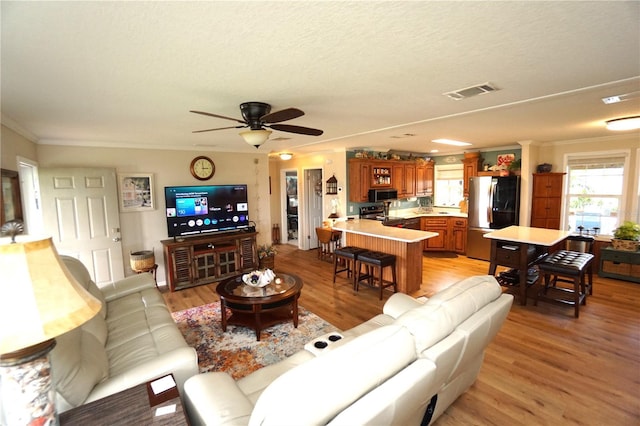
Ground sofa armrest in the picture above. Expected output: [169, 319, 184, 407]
[382, 293, 425, 319]
[84, 346, 198, 403]
[184, 373, 254, 426]
[100, 273, 157, 302]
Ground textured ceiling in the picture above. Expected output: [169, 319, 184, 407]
[2, 1, 639, 156]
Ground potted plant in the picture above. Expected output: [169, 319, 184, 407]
[258, 244, 277, 269]
[612, 221, 640, 251]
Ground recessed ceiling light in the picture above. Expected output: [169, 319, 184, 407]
[606, 116, 640, 131]
[432, 139, 472, 146]
[430, 149, 439, 153]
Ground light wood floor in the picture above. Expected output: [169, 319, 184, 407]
[162, 244, 640, 425]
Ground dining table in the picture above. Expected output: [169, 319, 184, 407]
[484, 225, 572, 305]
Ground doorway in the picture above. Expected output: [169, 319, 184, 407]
[305, 168, 323, 250]
[284, 170, 298, 246]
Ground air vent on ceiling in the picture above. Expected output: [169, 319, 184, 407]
[443, 82, 499, 100]
[602, 91, 640, 104]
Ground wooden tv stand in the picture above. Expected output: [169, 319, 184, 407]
[161, 231, 258, 292]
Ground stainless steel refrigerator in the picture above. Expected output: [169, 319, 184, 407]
[466, 175, 521, 260]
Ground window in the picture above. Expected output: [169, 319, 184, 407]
[565, 154, 628, 235]
[434, 165, 463, 207]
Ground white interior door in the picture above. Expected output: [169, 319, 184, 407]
[305, 168, 323, 250]
[39, 167, 125, 285]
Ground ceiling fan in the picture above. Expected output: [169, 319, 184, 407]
[190, 101, 323, 148]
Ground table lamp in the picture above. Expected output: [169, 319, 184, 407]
[0, 236, 101, 425]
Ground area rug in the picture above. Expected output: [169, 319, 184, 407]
[171, 303, 339, 380]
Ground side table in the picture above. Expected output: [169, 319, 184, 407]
[599, 247, 640, 283]
[59, 374, 189, 425]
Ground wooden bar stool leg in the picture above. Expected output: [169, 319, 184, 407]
[378, 265, 384, 300]
[391, 262, 397, 294]
[573, 276, 580, 318]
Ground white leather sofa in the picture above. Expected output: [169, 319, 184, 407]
[183, 275, 513, 425]
[50, 256, 199, 413]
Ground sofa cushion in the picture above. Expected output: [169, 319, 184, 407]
[395, 275, 502, 352]
[51, 326, 109, 412]
[249, 325, 416, 426]
[61, 255, 107, 320]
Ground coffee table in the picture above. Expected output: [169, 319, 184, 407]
[216, 272, 303, 341]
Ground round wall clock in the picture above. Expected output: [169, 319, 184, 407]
[190, 156, 215, 180]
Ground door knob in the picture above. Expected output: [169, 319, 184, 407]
[113, 237, 121, 242]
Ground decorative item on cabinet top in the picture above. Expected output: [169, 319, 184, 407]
[536, 163, 553, 173]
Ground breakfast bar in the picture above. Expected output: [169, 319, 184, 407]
[332, 219, 437, 294]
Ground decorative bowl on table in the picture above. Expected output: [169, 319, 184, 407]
[242, 269, 276, 287]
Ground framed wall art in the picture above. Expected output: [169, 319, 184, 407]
[117, 173, 155, 212]
[496, 153, 515, 168]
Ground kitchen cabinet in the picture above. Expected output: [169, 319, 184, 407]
[349, 158, 434, 202]
[421, 216, 467, 254]
[371, 162, 393, 188]
[162, 232, 258, 291]
[452, 218, 468, 253]
[393, 163, 416, 199]
[348, 159, 395, 202]
[530, 173, 565, 229]
[348, 159, 372, 202]
[416, 161, 434, 196]
[462, 157, 483, 198]
[422, 217, 448, 251]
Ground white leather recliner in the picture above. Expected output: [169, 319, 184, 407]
[184, 275, 513, 425]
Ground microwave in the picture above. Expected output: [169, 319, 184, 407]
[368, 188, 398, 203]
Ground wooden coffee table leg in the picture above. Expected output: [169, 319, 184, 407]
[220, 299, 227, 332]
[254, 306, 262, 341]
[293, 297, 299, 328]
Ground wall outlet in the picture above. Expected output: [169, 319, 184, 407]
[349, 205, 353, 213]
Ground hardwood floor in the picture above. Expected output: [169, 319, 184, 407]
[162, 244, 640, 425]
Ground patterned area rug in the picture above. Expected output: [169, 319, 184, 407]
[171, 303, 339, 380]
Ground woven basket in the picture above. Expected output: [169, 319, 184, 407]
[130, 250, 155, 271]
[259, 255, 275, 270]
[611, 239, 640, 251]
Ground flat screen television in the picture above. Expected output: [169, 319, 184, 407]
[164, 184, 250, 238]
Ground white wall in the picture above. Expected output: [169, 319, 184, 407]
[36, 144, 272, 283]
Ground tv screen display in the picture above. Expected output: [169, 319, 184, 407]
[165, 184, 249, 238]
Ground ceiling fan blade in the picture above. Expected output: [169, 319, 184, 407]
[261, 108, 304, 124]
[190, 110, 246, 124]
[192, 125, 246, 133]
[269, 123, 324, 136]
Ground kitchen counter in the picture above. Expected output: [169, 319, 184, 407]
[391, 209, 468, 219]
[332, 219, 437, 294]
[332, 219, 437, 243]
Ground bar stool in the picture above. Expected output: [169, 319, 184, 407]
[535, 249, 594, 318]
[355, 251, 397, 300]
[333, 246, 367, 288]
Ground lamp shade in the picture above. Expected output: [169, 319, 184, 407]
[0, 236, 101, 355]
[239, 129, 272, 147]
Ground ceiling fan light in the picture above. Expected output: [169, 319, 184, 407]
[279, 153, 293, 160]
[239, 129, 272, 147]
[605, 116, 640, 131]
